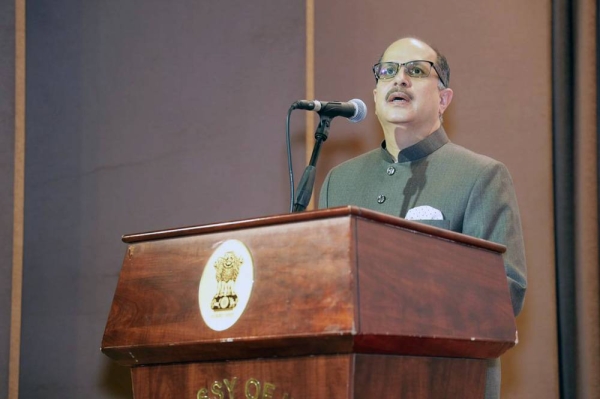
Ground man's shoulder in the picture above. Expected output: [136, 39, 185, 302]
[440, 141, 506, 170]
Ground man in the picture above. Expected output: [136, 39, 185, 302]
[318, 37, 527, 399]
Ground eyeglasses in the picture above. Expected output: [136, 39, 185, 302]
[372, 60, 447, 87]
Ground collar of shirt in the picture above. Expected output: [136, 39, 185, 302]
[380, 126, 450, 163]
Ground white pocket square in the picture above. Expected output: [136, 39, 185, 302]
[405, 205, 444, 221]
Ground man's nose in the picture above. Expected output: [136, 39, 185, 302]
[394, 67, 411, 87]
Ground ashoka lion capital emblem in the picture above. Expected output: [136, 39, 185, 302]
[199, 239, 254, 331]
[211, 251, 243, 311]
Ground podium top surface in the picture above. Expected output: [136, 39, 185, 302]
[122, 206, 505, 253]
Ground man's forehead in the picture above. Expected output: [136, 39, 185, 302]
[381, 38, 436, 63]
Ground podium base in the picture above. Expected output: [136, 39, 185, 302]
[131, 354, 486, 399]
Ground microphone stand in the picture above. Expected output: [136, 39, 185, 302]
[292, 115, 332, 212]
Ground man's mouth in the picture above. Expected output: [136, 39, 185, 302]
[386, 90, 412, 103]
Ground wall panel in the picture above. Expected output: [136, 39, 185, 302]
[313, 1, 556, 397]
[0, 0, 16, 396]
[22, 1, 305, 397]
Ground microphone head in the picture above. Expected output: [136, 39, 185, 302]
[348, 99, 367, 123]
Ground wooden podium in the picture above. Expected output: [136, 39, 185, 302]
[102, 206, 517, 398]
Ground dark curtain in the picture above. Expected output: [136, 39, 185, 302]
[553, 0, 600, 398]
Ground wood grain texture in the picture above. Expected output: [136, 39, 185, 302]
[131, 355, 353, 399]
[353, 355, 486, 399]
[103, 209, 515, 367]
[121, 207, 506, 253]
[103, 216, 358, 365]
[354, 218, 516, 359]
[130, 354, 486, 399]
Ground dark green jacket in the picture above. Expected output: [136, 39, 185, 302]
[319, 127, 527, 398]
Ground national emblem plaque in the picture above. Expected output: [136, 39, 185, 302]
[198, 239, 254, 331]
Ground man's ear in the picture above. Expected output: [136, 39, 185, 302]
[439, 88, 453, 114]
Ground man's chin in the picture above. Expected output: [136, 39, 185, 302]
[383, 111, 413, 124]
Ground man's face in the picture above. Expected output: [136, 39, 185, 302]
[373, 38, 450, 133]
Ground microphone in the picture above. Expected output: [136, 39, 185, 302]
[292, 99, 367, 122]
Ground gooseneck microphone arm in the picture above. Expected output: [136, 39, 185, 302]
[292, 115, 332, 212]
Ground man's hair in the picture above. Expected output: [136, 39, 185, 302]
[375, 38, 451, 89]
[432, 46, 450, 89]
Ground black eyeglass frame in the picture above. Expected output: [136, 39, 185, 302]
[372, 60, 448, 88]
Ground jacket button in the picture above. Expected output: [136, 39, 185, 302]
[386, 166, 396, 175]
[377, 195, 386, 204]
